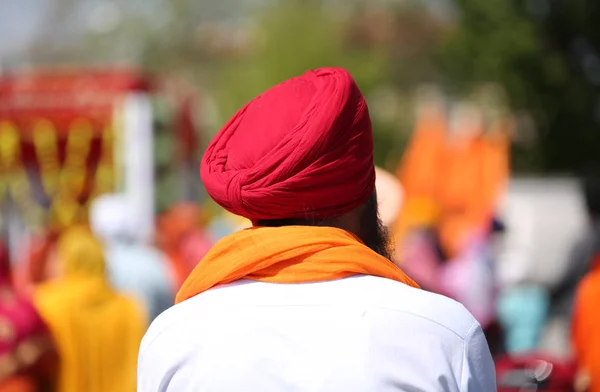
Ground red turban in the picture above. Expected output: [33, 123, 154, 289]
[201, 67, 375, 223]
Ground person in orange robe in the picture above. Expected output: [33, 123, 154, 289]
[436, 105, 485, 258]
[476, 117, 512, 227]
[34, 227, 147, 392]
[393, 92, 446, 254]
[571, 173, 600, 392]
[438, 110, 511, 258]
[572, 254, 600, 392]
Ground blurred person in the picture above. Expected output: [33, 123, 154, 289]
[402, 215, 505, 354]
[156, 203, 214, 287]
[393, 90, 446, 249]
[570, 174, 600, 392]
[572, 253, 600, 392]
[493, 192, 550, 355]
[90, 194, 175, 321]
[393, 200, 444, 290]
[0, 242, 53, 392]
[437, 107, 510, 261]
[33, 227, 146, 392]
[551, 174, 600, 314]
[550, 173, 600, 353]
[441, 219, 500, 331]
[138, 68, 496, 392]
[14, 230, 60, 297]
[497, 285, 549, 355]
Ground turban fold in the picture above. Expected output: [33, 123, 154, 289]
[202, 67, 376, 222]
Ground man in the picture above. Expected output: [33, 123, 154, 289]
[138, 68, 496, 391]
[90, 194, 175, 321]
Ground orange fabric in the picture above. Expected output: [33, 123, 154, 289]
[393, 105, 446, 246]
[394, 108, 511, 259]
[156, 211, 193, 287]
[0, 376, 38, 392]
[396, 109, 446, 200]
[176, 226, 419, 303]
[439, 137, 481, 214]
[437, 123, 510, 257]
[572, 257, 600, 392]
[437, 135, 482, 256]
[478, 120, 511, 223]
[157, 204, 212, 287]
[159, 204, 205, 244]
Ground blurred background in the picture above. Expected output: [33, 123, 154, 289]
[1, 0, 599, 391]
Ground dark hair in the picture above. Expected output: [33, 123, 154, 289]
[257, 194, 393, 260]
[256, 194, 377, 228]
[257, 215, 333, 228]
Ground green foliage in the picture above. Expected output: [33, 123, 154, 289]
[437, 0, 600, 173]
[29, 0, 600, 175]
[213, 1, 395, 166]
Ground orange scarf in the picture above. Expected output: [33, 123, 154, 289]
[176, 226, 419, 303]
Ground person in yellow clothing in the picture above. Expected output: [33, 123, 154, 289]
[33, 226, 147, 392]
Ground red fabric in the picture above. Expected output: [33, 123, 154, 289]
[175, 96, 199, 162]
[0, 242, 11, 286]
[201, 68, 375, 223]
[495, 353, 576, 392]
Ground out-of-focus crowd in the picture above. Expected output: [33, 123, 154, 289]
[0, 194, 247, 392]
[1, 95, 599, 392]
[383, 97, 600, 390]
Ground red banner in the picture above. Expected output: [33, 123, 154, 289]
[0, 69, 150, 226]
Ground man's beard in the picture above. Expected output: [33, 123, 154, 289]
[359, 193, 394, 261]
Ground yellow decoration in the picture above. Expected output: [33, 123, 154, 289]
[91, 124, 115, 199]
[59, 118, 93, 198]
[1, 115, 117, 229]
[0, 121, 33, 207]
[0, 122, 21, 168]
[32, 119, 61, 196]
[49, 195, 82, 228]
[48, 118, 96, 227]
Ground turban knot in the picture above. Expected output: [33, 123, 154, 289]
[201, 67, 376, 223]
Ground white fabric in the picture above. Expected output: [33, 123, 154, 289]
[138, 275, 496, 391]
[497, 178, 587, 287]
[90, 194, 139, 243]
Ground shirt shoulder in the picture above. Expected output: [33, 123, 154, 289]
[139, 276, 495, 392]
[141, 275, 477, 351]
[354, 275, 478, 339]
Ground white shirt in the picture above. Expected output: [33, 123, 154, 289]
[138, 275, 496, 392]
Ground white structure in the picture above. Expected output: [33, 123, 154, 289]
[497, 177, 587, 287]
[121, 93, 155, 243]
